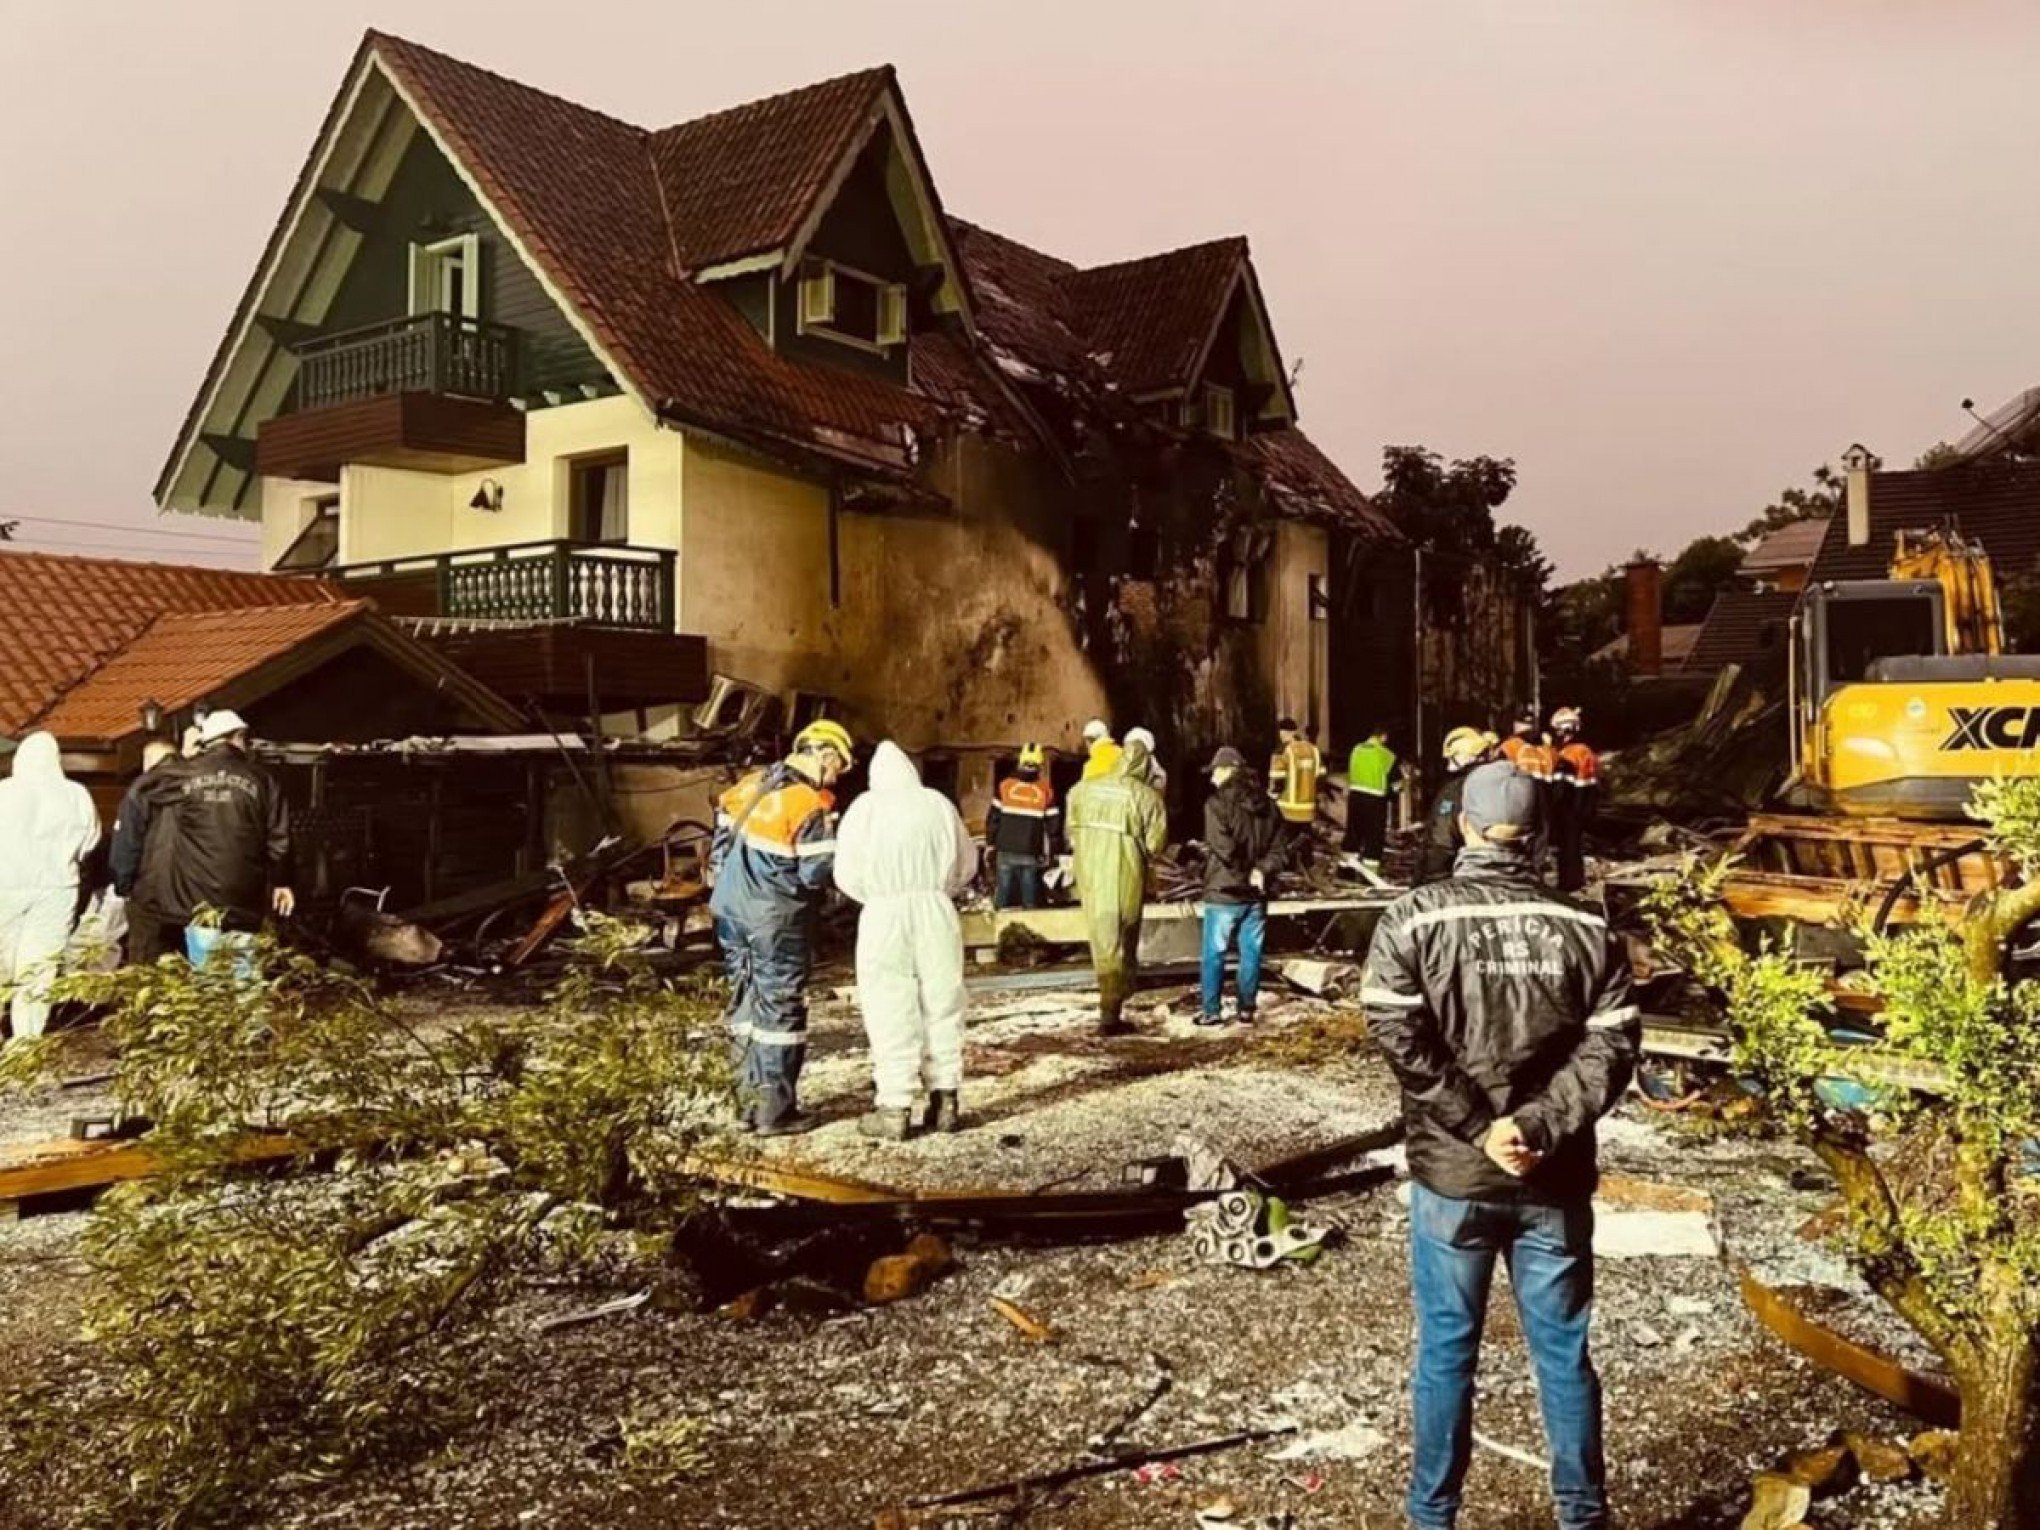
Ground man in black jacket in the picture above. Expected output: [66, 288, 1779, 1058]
[109, 738, 178, 963]
[1415, 727, 1497, 884]
[1198, 747, 1283, 1026]
[1362, 762, 1637, 1530]
[135, 710, 294, 969]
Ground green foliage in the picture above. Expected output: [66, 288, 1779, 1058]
[0, 915, 734, 1528]
[1647, 780, 2040, 1351]
[1739, 464, 1843, 543]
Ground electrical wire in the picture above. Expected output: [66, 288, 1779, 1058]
[2, 512, 258, 546]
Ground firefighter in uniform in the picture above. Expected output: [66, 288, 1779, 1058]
[986, 743, 1059, 909]
[1549, 706, 1600, 893]
[708, 720, 853, 1135]
[1415, 726, 1495, 884]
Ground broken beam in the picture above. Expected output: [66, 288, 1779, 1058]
[1739, 1268, 1961, 1428]
[0, 1131, 301, 1207]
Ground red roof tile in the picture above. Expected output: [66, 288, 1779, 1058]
[1237, 429, 1397, 537]
[649, 68, 892, 270]
[37, 602, 370, 744]
[0, 550, 340, 736]
[372, 35, 949, 470]
[1063, 238, 1248, 397]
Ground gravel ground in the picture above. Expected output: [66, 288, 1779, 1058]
[0, 976, 1954, 1530]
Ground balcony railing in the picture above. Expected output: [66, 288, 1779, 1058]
[294, 313, 518, 411]
[335, 540, 676, 632]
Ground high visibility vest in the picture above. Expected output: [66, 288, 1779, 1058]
[1347, 739, 1397, 797]
[1513, 741, 1557, 781]
[1270, 740, 1322, 824]
[1556, 741, 1600, 788]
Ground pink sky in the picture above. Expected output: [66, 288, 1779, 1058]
[4, 1, 2038, 577]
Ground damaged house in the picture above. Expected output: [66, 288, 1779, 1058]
[154, 31, 1442, 819]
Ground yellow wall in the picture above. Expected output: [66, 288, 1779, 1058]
[260, 394, 686, 576]
[258, 476, 344, 569]
[1261, 519, 1329, 736]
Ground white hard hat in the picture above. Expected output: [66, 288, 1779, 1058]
[196, 709, 250, 745]
[1125, 726, 1156, 751]
[1551, 706, 1582, 731]
[1082, 718, 1110, 743]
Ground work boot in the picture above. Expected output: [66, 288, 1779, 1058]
[857, 1107, 914, 1141]
[753, 1108, 814, 1139]
[1097, 1012, 1135, 1037]
[926, 1090, 961, 1134]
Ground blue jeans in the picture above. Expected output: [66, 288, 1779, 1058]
[1199, 901, 1265, 1018]
[1407, 1182, 1606, 1530]
[994, 856, 1043, 910]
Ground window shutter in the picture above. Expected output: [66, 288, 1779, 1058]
[457, 233, 481, 318]
[877, 283, 908, 345]
[800, 265, 836, 326]
[407, 243, 430, 316]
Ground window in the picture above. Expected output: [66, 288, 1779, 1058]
[273, 495, 339, 571]
[1222, 526, 1272, 622]
[797, 260, 908, 350]
[568, 451, 629, 544]
[1204, 384, 1237, 440]
[1308, 573, 1328, 622]
[409, 234, 481, 318]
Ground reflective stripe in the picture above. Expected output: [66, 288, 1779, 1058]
[1588, 1004, 1639, 1030]
[1351, 785, 1389, 797]
[997, 805, 1048, 818]
[748, 1026, 807, 1046]
[1402, 900, 1607, 932]
[739, 829, 800, 858]
[1361, 986, 1423, 1009]
[796, 838, 836, 857]
[1067, 819, 1132, 837]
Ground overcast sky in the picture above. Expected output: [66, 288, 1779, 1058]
[4, 1, 2038, 576]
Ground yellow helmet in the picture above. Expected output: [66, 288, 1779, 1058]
[793, 718, 855, 766]
[1442, 726, 1487, 767]
[1018, 742, 1046, 769]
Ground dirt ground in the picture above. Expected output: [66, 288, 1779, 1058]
[0, 972, 1955, 1530]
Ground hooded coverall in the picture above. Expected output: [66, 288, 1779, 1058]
[834, 743, 976, 1111]
[0, 732, 101, 1037]
[1065, 740, 1168, 1025]
[708, 761, 837, 1128]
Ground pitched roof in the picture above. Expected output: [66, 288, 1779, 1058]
[1590, 623, 1704, 670]
[1687, 589, 1797, 675]
[1062, 238, 1248, 397]
[648, 67, 893, 270]
[370, 35, 950, 472]
[34, 600, 524, 746]
[1740, 516, 1830, 576]
[1239, 429, 1397, 537]
[1807, 460, 2040, 585]
[0, 550, 340, 736]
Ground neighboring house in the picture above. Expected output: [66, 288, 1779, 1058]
[1738, 516, 1829, 594]
[0, 549, 520, 799]
[1589, 623, 1703, 674]
[1684, 590, 1796, 678]
[1806, 456, 2040, 588]
[154, 31, 1414, 810]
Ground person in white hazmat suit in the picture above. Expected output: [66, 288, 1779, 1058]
[0, 732, 102, 1038]
[832, 741, 977, 1141]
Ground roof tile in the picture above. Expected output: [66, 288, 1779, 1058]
[1808, 461, 2040, 585]
[0, 551, 339, 736]
[1687, 589, 1797, 675]
[36, 602, 370, 744]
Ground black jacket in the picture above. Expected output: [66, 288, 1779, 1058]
[135, 745, 292, 929]
[109, 764, 171, 900]
[1416, 771, 1468, 884]
[1203, 774, 1284, 904]
[1362, 846, 1637, 1204]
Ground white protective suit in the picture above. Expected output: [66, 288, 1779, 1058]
[0, 732, 101, 1037]
[833, 742, 976, 1110]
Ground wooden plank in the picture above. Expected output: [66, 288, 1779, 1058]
[1740, 1269, 1961, 1427]
[0, 1132, 301, 1203]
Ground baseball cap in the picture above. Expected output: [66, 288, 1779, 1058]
[196, 709, 250, 745]
[1206, 745, 1246, 771]
[1461, 761, 1541, 839]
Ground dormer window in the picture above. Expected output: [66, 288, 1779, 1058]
[1203, 384, 1236, 441]
[797, 259, 908, 352]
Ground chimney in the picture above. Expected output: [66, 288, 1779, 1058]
[1841, 442, 1881, 547]
[1625, 559, 1663, 678]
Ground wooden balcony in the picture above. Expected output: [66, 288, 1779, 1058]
[331, 541, 704, 711]
[256, 314, 525, 481]
[334, 541, 676, 631]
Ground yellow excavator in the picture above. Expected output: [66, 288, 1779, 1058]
[1724, 527, 2040, 925]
